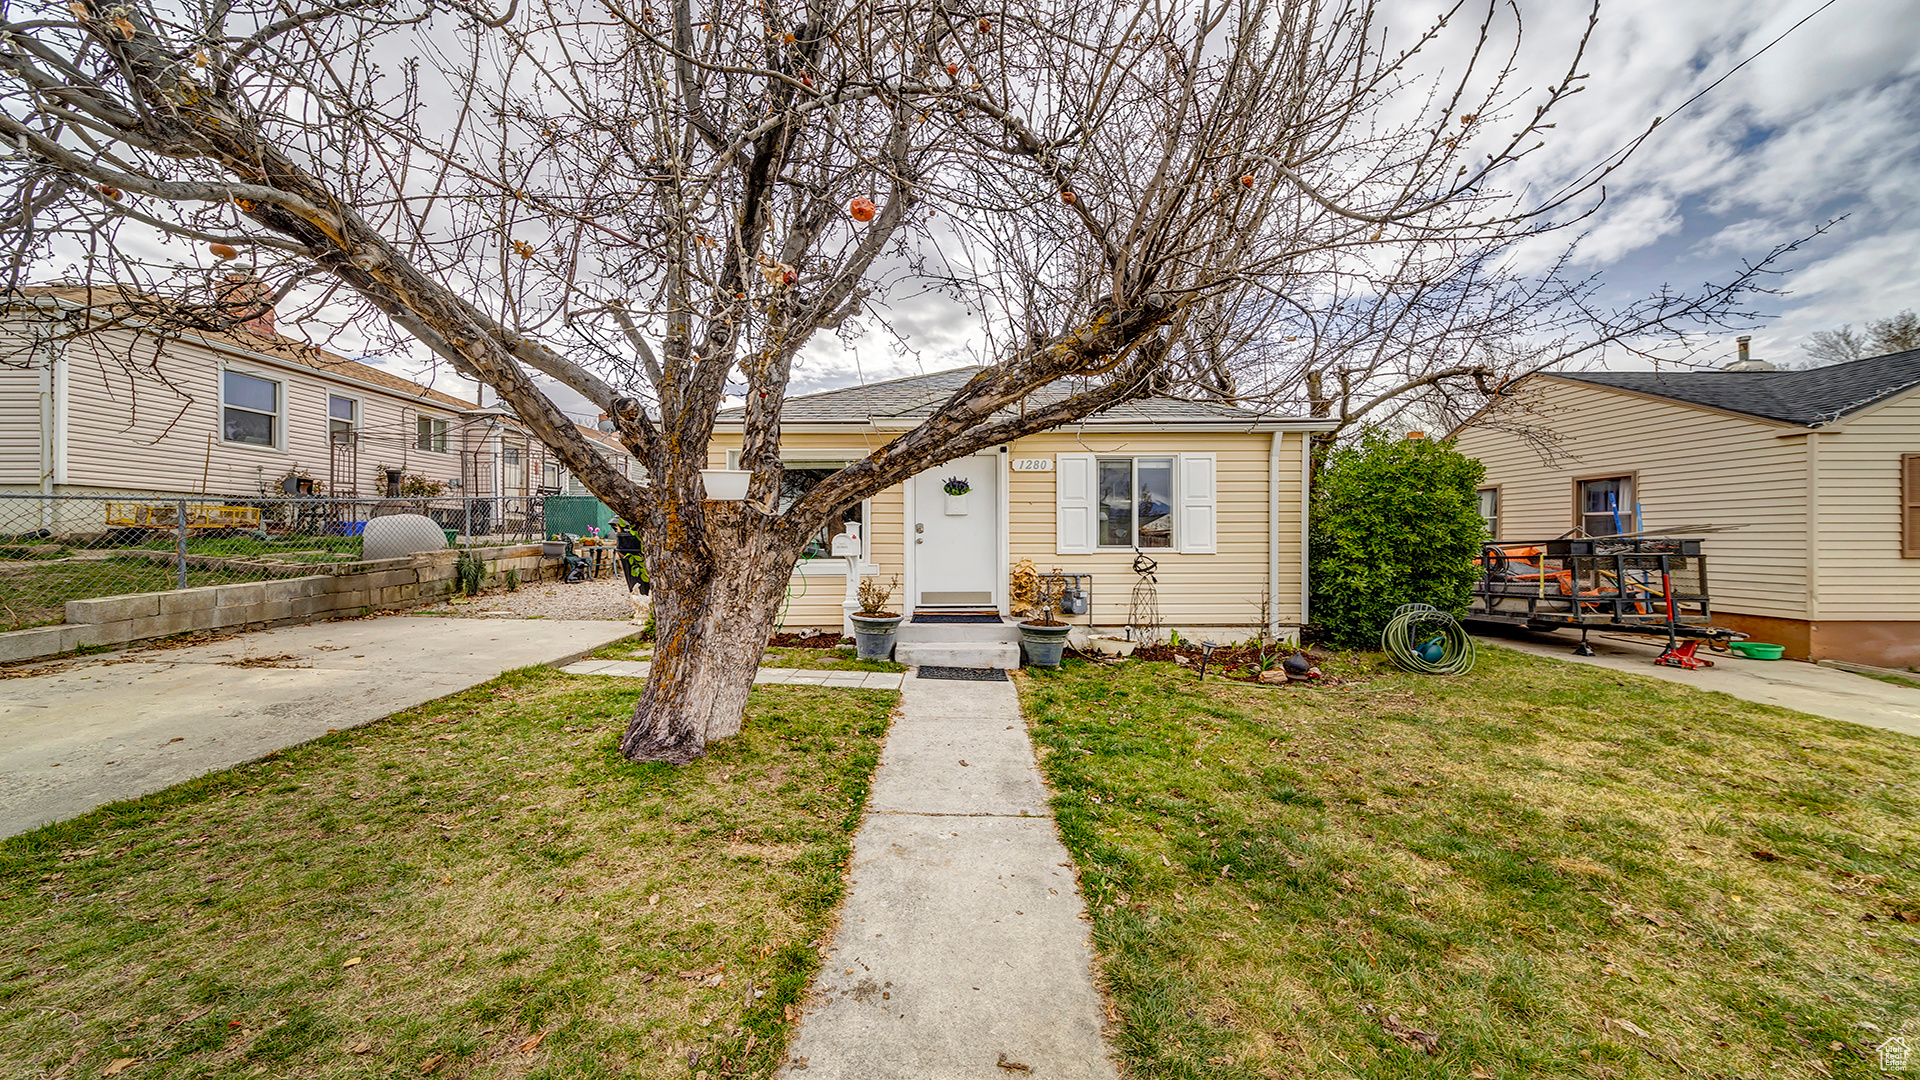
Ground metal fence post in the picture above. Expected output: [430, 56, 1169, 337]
[175, 497, 188, 590]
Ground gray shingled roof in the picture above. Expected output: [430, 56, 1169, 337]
[717, 366, 1287, 424]
[1552, 349, 1920, 426]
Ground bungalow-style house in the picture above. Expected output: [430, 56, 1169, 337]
[0, 286, 637, 531]
[1450, 344, 1920, 668]
[711, 368, 1334, 659]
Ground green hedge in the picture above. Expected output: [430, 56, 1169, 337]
[1308, 431, 1486, 646]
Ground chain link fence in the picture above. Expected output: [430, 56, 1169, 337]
[0, 493, 564, 632]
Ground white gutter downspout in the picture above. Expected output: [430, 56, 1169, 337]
[38, 334, 55, 526]
[1300, 431, 1313, 635]
[1268, 431, 1281, 640]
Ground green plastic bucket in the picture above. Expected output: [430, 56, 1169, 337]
[1729, 641, 1785, 660]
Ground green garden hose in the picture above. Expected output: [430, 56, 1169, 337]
[1381, 603, 1476, 675]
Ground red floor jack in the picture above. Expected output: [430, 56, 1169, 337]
[1652, 569, 1714, 669]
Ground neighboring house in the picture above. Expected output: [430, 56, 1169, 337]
[0, 286, 638, 528]
[711, 368, 1334, 644]
[1451, 347, 1920, 667]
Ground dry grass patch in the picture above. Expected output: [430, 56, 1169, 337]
[1019, 647, 1919, 1080]
[0, 667, 893, 1078]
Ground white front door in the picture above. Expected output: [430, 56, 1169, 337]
[911, 456, 999, 608]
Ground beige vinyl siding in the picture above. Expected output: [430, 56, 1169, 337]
[1006, 431, 1301, 630]
[709, 428, 1303, 634]
[706, 432, 907, 629]
[57, 327, 466, 497]
[1454, 379, 1811, 621]
[0, 327, 43, 484]
[1810, 389, 1920, 619]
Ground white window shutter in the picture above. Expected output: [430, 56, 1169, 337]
[1177, 453, 1217, 554]
[1056, 453, 1095, 554]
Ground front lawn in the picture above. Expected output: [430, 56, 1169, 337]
[1020, 648, 1920, 1079]
[590, 637, 904, 673]
[0, 668, 893, 1078]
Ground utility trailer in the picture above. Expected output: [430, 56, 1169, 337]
[1465, 536, 1745, 666]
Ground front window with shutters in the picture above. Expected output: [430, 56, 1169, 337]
[1097, 457, 1175, 548]
[1056, 451, 1215, 556]
[221, 370, 280, 448]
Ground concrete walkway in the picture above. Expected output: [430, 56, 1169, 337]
[1481, 630, 1920, 738]
[780, 672, 1118, 1079]
[561, 658, 905, 691]
[0, 617, 634, 838]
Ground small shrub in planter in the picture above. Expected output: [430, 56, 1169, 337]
[1018, 578, 1072, 667]
[850, 576, 903, 661]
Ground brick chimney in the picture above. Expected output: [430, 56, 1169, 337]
[216, 273, 276, 338]
[1722, 334, 1777, 372]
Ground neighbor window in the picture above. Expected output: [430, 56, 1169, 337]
[221, 370, 280, 447]
[542, 459, 561, 490]
[502, 444, 526, 492]
[1577, 476, 1634, 536]
[1097, 456, 1174, 548]
[416, 416, 449, 452]
[1476, 487, 1500, 540]
[328, 395, 357, 445]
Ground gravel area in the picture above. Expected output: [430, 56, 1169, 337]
[426, 574, 640, 621]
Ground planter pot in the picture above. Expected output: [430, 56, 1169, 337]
[700, 469, 752, 500]
[541, 540, 567, 557]
[1019, 621, 1073, 668]
[1087, 634, 1137, 658]
[944, 492, 968, 515]
[850, 612, 904, 661]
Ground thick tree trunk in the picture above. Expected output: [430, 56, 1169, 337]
[617, 502, 806, 763]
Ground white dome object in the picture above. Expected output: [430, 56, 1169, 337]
[361, 514, 449, 562]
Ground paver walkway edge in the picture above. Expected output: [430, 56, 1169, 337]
[778, 672, 1120, 1079]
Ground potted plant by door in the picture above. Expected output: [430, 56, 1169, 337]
[1019, 578, 1072, 668]
[849, 575, 904, 661]
[942, 475, 971, 515]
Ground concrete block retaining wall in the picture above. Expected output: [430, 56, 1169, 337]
[0, 544, 549, 665]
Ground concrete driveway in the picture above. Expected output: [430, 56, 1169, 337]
[1480, 629, 1920, 738]
[0, 616, 635, 838]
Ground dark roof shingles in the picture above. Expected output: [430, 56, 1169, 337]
[721, 366, 1279, 424]
[1555, 349, 1920, 426]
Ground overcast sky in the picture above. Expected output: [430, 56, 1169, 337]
[382, 0, 1920, 418]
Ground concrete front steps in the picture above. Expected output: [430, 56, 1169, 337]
[891, 613, 1021, 669]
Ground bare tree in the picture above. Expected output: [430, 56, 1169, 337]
[5, 0, 1665, 760]
[1802, 309, 1920, 366]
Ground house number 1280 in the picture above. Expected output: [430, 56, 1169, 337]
[1010, 458, 1054, 472]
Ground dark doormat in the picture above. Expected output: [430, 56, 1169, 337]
[916, 665, 1010, 681]
[910, 613, 1006, 624]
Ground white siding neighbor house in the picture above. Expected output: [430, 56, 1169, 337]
[0, 287, 637, 521]
[1451, 347, 1920, 668]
